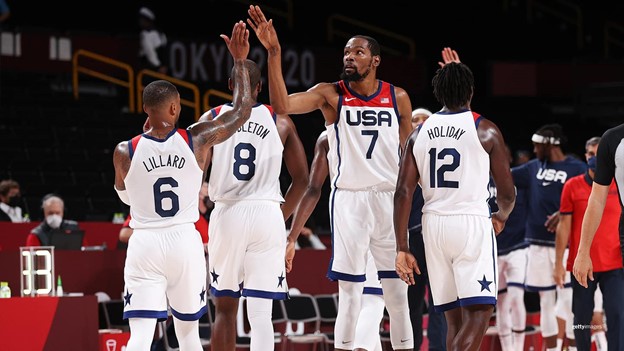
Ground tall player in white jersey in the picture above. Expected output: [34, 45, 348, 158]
[112, 21, 253, 351]
[199, 59, 309, 351]
[394, 62, 516, 351]
[248, 6, 417, 350]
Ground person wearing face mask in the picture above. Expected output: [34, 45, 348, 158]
[555, 136, 623, 350]
[0, 179, 29, 222]
[25, 194, 87, 247]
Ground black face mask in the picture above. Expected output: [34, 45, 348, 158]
[8, 196, 21, 207]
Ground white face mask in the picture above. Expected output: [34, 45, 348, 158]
[46, 214, 62, 229]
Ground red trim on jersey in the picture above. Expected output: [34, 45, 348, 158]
[176, 128, 190, 146]
[471, 111, 481, 121]
[263, 104, 274, 115]
[213, 105, 223, 117]
[130, 135, 141, 152]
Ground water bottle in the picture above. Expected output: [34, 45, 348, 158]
[0, 281, 11, 298]
[56, 275, 64, 297]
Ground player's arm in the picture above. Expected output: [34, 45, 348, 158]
[188, 22, 252, 149]
[480, 119, 515, 233]
[554, 213, 571, 288]
[394, 131, 419, 253]
[286, 133, 329, 272]
[112, 141, 131, 205]
[277, 114, 309, 221]
[394, 130, 421, 284]
[247, 5, 328, 116]
[574, 182, 609, 287]
[289, 133, 329, 244]
[395, 87, 414, 152]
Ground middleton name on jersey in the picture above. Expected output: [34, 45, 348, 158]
[238, 120, 271, 139]
[142, 153, 186, 172]
[426, 125, 467, 140]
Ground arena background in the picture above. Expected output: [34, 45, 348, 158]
[2, 0, 623, 231]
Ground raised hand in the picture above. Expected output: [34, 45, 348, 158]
[437, 47, 461, 68]
[221, 20, 250, 61]
[247, 5, 280, 51]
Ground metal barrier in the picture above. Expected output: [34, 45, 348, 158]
[136, 69, 201, 120]
[72, 49, 135, 112]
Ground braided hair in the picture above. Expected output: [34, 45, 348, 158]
[432, 62, 474, 110]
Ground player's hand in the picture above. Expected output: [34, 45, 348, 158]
[437, 47, 460, 68]
[572, 252, 594, 288]
[491, 212, 506, 235]
[221, 21, 250, 61]
[285, 239, 296, 273]
[553, 262, 566, 289]
[247, 5, 280, 51]
[395, 251, 420, 285]
[545, 211, 560, 233]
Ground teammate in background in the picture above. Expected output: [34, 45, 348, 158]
[573, 124, 624, 350]
[248, 6, 418, 349]
[488, 145, 529, 351]
[200, 58, 309, 351]
[512, 124, 587, 351]
[394, 62, 516, 351]
[406, 107, 448, 351]
[112, 21, 253, 351]
[288, 130, 385, 351]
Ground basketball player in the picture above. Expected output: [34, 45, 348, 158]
[394, 62, 516, 351]
[288, 130, 385, 351]
[512, 124, 587, 351]
[248, 6, 417, 349]
[112, 21, 253, 351]
[201, 58, 309, 351]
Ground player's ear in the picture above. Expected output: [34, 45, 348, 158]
[373, 55, 380, 67]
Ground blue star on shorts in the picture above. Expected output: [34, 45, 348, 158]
[478, 274, 493, 292]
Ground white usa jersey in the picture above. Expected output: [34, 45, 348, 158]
[326, 80, 401, 191]
[412, 110, 491, 217]
[208, 103, 284, 202]
[124, 129, 203, 229]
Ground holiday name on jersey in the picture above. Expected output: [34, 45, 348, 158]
[142, 154, 186, 172]
[237, 121, 271, 139]
[426, 126, 466, 140]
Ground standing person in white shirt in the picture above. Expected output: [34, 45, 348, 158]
[138, 6, 168, 75]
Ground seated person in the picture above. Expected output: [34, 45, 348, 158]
[25, 194, 87, 247]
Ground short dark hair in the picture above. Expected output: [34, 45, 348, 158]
[352, 35, 381, 57]
[231, 59, 261, 88]
[432, 62, 474, 110]
[0, 179, 19, 197]
[143, 80, 178, 109]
